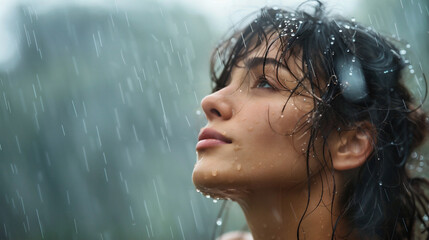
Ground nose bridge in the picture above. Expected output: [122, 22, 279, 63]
[201, 86, 235, 121]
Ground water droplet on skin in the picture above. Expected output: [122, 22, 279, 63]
[234, 145, 242, 151]
[212, 170, 218, 177]
[237, 164, 242, 171]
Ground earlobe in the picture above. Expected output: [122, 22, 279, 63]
[331, 125, 375, 171]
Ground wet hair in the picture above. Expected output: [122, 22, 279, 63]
[210, 1, 429, 239]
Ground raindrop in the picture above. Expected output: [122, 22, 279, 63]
[216, 218, 223, 226]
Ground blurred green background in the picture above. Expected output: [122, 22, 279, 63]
[0, 0, 427, 239]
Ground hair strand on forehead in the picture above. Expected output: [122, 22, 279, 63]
[209, 1, 429, 239]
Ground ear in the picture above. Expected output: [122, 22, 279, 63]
[329, 123, 375, 171]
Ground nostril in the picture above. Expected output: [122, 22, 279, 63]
[211, 109, 221, 117]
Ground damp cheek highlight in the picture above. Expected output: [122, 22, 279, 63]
[192, 55, 319, 198]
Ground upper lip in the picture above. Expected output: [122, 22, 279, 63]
[198, 128, 232, 143]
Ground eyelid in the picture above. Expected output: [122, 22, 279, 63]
[255, 75, 278, 90]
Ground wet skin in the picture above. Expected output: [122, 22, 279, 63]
[192, 42, 361, 239]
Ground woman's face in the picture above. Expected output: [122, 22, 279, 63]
[193, 43, 321, 198]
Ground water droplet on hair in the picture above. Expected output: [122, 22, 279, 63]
[379, 181, 383, 186]
[410, 69, 415, 74]
[411, 152, 418, 159]
[205, 195, 210, 198]
[216, 218, 223, 226]
[406, 44, 411, 48]
[400, 49, 406, 55]
[423, 215, 429, 221]
[212, 170, 218, 176]
[420, 155, 424, 160]
[339, 29, 343, 33]
[213, 199, 218, 203]
[419, 162, 425, 167]
[351, 17, 356, 22]
[417, 167, 423, 172]
[344, 25, 351, 29]
[196, 189, 201, 193]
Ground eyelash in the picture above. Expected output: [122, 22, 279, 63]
[255, 76, 276, 90]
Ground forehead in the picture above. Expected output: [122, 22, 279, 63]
[240, 34, 304, 77]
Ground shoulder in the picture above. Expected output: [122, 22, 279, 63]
[216, 231, 253, 240]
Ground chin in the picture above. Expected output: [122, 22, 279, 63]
[192, 163, 250, 200]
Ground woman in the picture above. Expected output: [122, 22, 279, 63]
[193, 1, 429, 239]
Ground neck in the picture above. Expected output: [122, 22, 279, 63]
[234, 172, 357, 240]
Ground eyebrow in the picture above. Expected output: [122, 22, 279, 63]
[243, 57, 289, 71]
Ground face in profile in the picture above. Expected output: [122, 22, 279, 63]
[192, 42, 321, 199]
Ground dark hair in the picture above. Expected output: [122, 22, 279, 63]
[210, 1, 429, 239]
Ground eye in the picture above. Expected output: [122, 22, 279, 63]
[256, 76, 276, 90]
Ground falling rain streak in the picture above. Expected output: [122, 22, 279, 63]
[0, 0, 427, 240]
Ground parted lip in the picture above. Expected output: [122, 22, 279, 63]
[198, 128, 232, 143]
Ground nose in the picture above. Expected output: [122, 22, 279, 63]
[201, 89, 233, 121]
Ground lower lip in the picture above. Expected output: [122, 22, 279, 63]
[196, 139, 229, 150]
